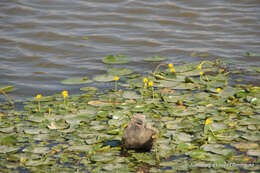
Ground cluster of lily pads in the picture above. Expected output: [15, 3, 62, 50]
[0, 54, 260, 172]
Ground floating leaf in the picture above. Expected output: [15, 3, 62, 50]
[47, 120, 69, 130]
[90, 153, 115, 163]
[108, 68, 134, 76]
[0, 136, 17, 146]
[67, 145, 93, 152]
[0, 85, 15, 93]
[23, 128, 49, 134]
[143, 56, 166, 62]
[231, 142, 259, 150]
[122, 91, 141, 99]
[0, 145, 19, 153]
[23, 146, 49, 154]
[242, 133, 260, 141]
[245, 52, 260, 57]
[61, 77, 92, 85]
[93, 74, 116, 82]
[247, 149, 260, 156]
[102, 54, 130, 64]
[80, 86, 97, 92]
[201, 144, 234, 156]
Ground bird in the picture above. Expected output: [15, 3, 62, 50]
[121, 114, 158, 151]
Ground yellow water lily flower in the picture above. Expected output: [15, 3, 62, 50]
[205, 118, 211, 125]
[36, 94, 42, 99]
[170, 68, 176, 73]
[148, 81, 153, 87]
[114, 76, 119, 81]
[197, 64, 202, 69]
[143, 78, 148, 83]
[200, 71, 204, 76]
[168, 64, 173, 68]
[62, 90, 69, 98]
[216, 88, 221, 93]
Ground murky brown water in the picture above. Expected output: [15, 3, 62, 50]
[1, 0, 260, 99]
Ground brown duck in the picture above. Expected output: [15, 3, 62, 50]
[121, 114, 158, 151]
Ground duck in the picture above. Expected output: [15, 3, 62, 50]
[121, 114, 158, 151]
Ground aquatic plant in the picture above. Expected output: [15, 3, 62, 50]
[61, 90, 68, 108]
[35, 94, 42, 112]
[0, 57, 260, 172]
[114, 76, 119, 91]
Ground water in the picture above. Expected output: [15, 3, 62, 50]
[1, 0, 260, 100]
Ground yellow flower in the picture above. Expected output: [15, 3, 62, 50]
[62, 90, 68, 98]
[197, 64, 202, 69]
[36, 94, 42, 99]
[205, 118, 211, 125]
[114, 76, 119, 81]
[143, 78, 148, 83]
[170, 68, 176, 73]
[200, 71, 204, 76]
[168, 64, 173, 68]
[148, 81, 153, 87]
[216, 88, 221, 93]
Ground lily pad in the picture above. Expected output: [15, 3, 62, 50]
[67, 145, 93, 152]
[143, 56, 166, 62]
[23, 146, 49, 154]
[93, 74, 116, 82]
[108, 68, 134, 76]
[90, 153, 115, 163]
[47, 120, 69, 130]
[0, 145, 19, 153]
[0, 85, 15, 93]
[201, 144, 234, 156]
[0, 136, 17, 146]
[102, 54, 130, 64]
[61, 77, 92, 85]
[122, 91, 141, 99]
[80, 86, 97, 92]
[247, 149, 260, 156]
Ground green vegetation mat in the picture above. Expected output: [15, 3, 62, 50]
[0, 57, 259, 172]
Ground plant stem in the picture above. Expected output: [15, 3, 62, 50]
[38, 101, 41, 112]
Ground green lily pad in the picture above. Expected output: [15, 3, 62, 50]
[0, 126, 15, 133]
[245, 52, 260, 57]
[247, 149, 260, 156]
[0, 85, 15, 93]
[172, 83, 197, 90]
[175, 132, 193, 142]
[61, 77, 92, 85]
[67, 145, 93, 152]
[25, 158, 54, 167]
[23, 146, 49, 154]
[231, 142, 259, 150]
[0, 136, 17, 146]
[201, 144, 234, 156]
[0, 145, 19, 153]
[156, 80, 179, 88]
[93, 74, 116, 82]
[23, 127, 49, 134]
[108, 68, 134, 76]
[122, 91, 141, 99]
[102, 54, 130, 64]
[47, 120, 69, 130]
[80, 86, 97, 92]
[241, 133, 260, 141]
[90, 153, 115, 163]
[143, 56, 166, 62]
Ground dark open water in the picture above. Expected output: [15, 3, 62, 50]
[1, 0, 260, 99]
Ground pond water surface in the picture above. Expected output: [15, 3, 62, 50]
[1, 0, 260, 99]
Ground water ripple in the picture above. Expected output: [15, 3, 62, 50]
[0, 0, 260, 99]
